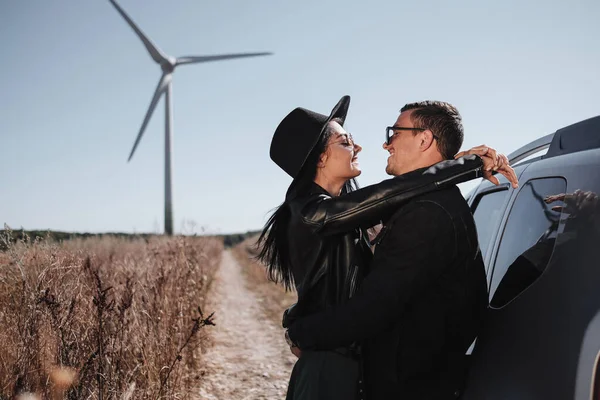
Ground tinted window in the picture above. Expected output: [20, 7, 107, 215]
[489, 178, 567, 307]
[472, 189, 509, 262]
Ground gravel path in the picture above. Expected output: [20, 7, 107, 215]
[198, 250, 296, 399]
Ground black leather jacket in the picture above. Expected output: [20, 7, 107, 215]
[283, 155, 484, 327]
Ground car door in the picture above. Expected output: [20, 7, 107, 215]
[462, 151, 600, 400]
[467, 163, 530, 277]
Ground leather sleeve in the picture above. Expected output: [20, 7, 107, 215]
[297, 155, 483, 236]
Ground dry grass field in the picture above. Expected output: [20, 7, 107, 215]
[0, 228, 223, 399]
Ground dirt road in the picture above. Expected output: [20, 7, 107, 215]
[198, 250, 296, 399]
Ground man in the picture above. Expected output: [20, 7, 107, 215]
[286, 101, 509, 399]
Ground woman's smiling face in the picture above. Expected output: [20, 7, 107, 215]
[319, 121, 363, 181]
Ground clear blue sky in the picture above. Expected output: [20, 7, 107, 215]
[1, 0, 599, 234]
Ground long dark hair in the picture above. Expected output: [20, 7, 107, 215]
[257, 119, 358, 290]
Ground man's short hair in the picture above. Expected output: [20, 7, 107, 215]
[400, 101, 464, 159]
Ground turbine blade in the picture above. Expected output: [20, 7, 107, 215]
[109, 0, 170, 65]
[175, 52, 273, 66]
[128, 73, 171, 162]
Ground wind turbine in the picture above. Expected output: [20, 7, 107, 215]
[109, 0, 272, 235]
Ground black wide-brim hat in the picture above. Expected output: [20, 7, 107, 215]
[270, 95, 351, 179]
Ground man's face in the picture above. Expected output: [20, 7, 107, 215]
[383, 110, 424, 176]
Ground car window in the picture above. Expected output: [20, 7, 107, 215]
[472, 189, 509, 263]
[488, 178, 567, 307]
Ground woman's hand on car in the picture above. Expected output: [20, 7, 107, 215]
[455, 145, 519, 189]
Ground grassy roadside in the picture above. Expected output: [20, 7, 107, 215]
[230, 236, 297, 327]
[0, 230, 222, 399]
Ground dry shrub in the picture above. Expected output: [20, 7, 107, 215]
[230, 236, 296, 325]
[0, 226, 222, 399]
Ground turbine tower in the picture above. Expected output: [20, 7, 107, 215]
[109, 0, 272, 235]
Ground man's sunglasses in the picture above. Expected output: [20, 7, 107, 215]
[385, 126, 438, 145]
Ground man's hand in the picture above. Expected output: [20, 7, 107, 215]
[285, 329, 302, 358]
[455, 145, 519, 189]
[290, 345, 302, 358]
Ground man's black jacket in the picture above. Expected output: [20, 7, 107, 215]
[287, 184, 489, 400]
[283, 156, 483, 326]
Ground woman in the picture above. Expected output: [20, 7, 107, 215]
[258, 96, 512, 400]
